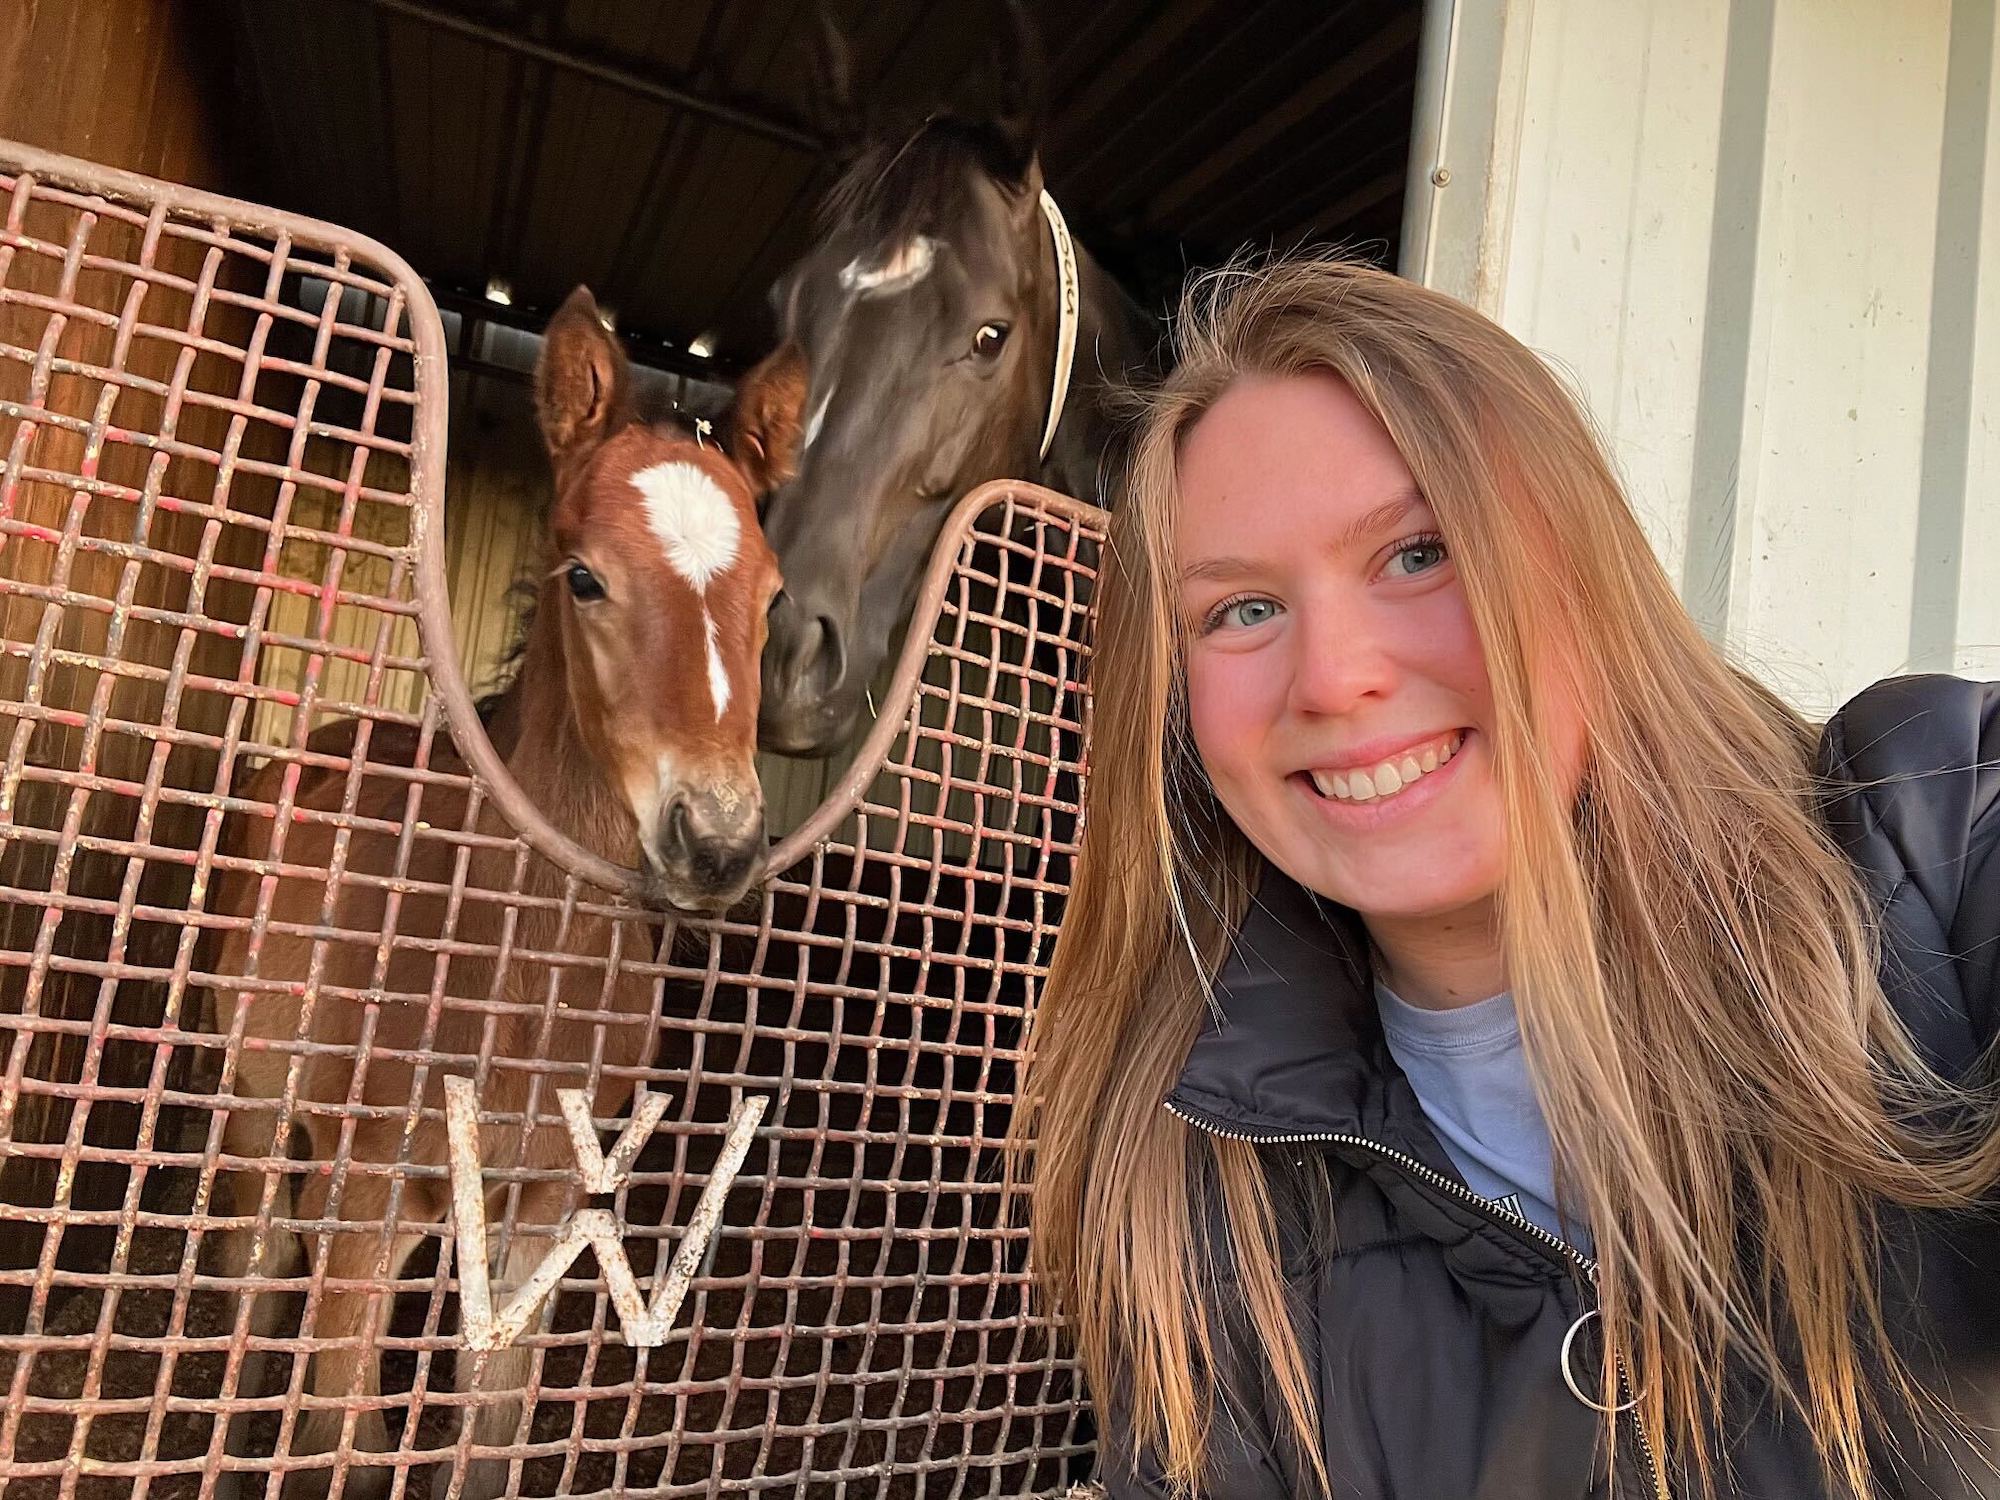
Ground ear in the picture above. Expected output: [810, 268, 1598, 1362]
[724, 343, 809, 497]
[987, 0, 1045, 185]
[810, 4, 869, 158]
[535, 286, 629, 464]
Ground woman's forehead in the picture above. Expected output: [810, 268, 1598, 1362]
[1174, 375, 1421, 555]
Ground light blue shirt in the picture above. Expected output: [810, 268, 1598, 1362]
[1374, 979, 1591, 1252]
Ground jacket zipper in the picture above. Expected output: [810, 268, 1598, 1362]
[1165, 1100, 1669, 1499]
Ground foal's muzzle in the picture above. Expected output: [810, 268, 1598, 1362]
[646, 783, 766, 912]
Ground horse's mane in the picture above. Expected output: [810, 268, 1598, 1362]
[817, 117, 1024, 247]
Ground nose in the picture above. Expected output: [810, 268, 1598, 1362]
[759, 590, 855, 755]
[648, 783, 766, 910]
[1285, 602, 1399, 718]
[766, 590, 849, 698]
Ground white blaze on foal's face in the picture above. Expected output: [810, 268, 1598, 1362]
[632, 459, 742, 718]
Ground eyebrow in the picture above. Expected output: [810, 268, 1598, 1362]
[1177, 489, 1429, 586]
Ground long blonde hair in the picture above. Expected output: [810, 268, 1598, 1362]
[1018, 256, 2000, 1497]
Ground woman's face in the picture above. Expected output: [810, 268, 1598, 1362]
[1176, 372, 1581, 926]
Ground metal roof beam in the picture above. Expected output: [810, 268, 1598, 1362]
[366, 0, 825, 154]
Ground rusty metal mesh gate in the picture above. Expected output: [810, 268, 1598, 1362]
[0, 143, 1099, 1499]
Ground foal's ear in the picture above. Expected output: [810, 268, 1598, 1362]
[725, 343, 809, 498]
[987, 0, 1046, 186]
[535, 286, 629, 463]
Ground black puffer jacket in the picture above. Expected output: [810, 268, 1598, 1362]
[1102, 675, 2000, 1499]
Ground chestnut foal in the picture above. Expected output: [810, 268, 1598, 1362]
[209, 288, 780, 1499]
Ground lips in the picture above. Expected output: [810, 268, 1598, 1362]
[1306, 730, 1466, 804]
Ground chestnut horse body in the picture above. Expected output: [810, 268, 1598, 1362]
[209, 289, 780, 1500]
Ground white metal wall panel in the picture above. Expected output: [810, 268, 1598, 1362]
[1404, 0, 1999, 715]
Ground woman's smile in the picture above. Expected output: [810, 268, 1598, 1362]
[1302, 727, 1467, 802]
[1294, 728, 1474, 826]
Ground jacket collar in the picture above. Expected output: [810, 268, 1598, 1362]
[1165, 867, 1458, 1171]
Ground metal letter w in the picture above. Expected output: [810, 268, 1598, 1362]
[442, 1075, 767, 1352]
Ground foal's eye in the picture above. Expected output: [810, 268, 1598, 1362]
[971, 322, 1010, 359]
[566, 561, 606, 603]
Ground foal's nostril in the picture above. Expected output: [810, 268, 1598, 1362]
[668, 798, 693, 853]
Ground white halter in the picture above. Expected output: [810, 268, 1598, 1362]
[1036, 189, 1081, 464]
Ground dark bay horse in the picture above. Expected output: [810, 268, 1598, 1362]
[209, 288, 780, 1499]
[755, 8, 1156, 757]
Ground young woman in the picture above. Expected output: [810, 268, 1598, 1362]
[1021, 257, 2000, 1499]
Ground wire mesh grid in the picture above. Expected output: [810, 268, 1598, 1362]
[0, 143, 1098, 1499]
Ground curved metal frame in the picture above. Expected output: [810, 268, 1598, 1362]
[761, 478, 1108, 873]
[0, 145, 1113, 905]
[0, 139, 1110, 1495]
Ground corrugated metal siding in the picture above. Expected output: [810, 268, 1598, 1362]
[1404, 0, 1999, 715]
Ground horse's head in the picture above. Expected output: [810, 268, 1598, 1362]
[534, 288, 781, 911]
[756, 7, 1064, 756]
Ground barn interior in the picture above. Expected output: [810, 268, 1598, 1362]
[0, 7, 1422, 1485]
[214, 0, 1421, 382]
[5, 0, 1421, 779]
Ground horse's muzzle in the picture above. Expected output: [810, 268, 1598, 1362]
[759, 593, 861, 757]
[646, 784, 766, 911]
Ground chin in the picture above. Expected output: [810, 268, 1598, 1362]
[1263, 845, 1501, 926]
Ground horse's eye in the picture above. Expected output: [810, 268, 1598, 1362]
[566, 561, 606, 603]
[971, 322, 1010, 359]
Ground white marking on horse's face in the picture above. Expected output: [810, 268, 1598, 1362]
[632, 461, 742, 590]
[803, 382, 834, 453]
[703, 613, 731, 718]
[631, 460, 743, 721]
[838, 236, 937, 295]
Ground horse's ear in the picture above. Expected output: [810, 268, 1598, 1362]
[535, 286, 628, 464]
[987, 0, 1045, 186]
[809, 5, 868, 159]
[725, 342, 809, 499]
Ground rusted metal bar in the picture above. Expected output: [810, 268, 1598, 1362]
[0, 138, 1103, 1495]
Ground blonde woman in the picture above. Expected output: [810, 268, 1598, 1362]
[1021, 257, 2000, 1499]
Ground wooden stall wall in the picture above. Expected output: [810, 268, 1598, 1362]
[0, 0, 268, 1246]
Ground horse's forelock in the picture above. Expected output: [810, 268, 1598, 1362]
[814, 117, 1025, 255]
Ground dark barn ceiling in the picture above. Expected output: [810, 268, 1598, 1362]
[211, 0, 1421, 375]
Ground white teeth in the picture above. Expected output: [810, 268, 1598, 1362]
[1307, 731, 1466, 806]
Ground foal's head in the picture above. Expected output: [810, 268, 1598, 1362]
[532, 288, 781, 911]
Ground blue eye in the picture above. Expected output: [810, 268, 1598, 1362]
[1205, 595, 1281, 633]
[1387, 537, 1449, 577]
